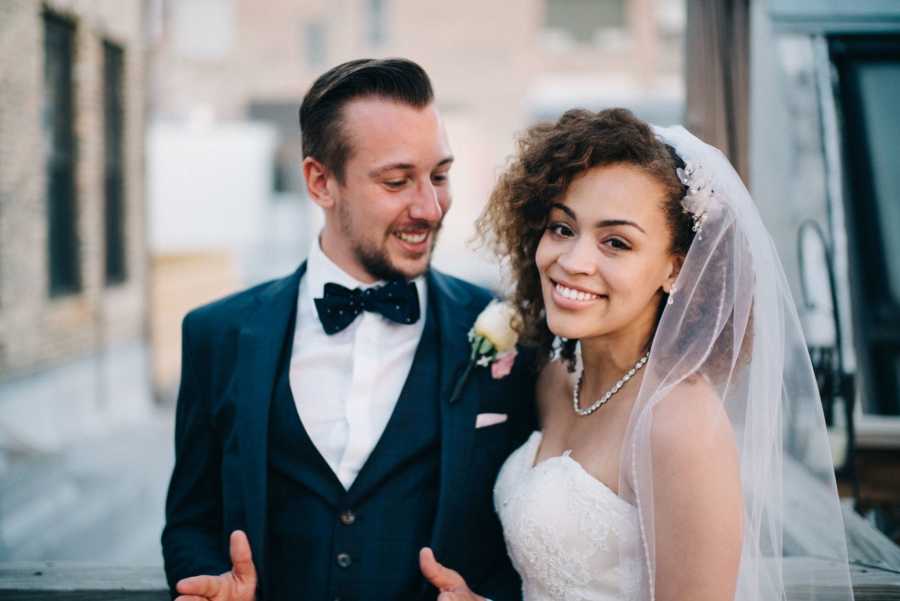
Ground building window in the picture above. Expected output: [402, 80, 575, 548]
[104, 41, 127, 285]
[43, 12, 80, 297]
[831, 34, 900, 416]
[247, 101, 304, 197]
[544, 0, 626, 45]
[367, 0, 387, 47]
[171, 0, 235, 60]
[305, 21, 326, 69]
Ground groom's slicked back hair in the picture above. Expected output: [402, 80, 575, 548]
[299, 58, 434, 182]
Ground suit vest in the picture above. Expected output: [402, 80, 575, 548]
[266, 300, 441, 600]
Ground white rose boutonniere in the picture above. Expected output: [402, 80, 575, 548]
[473, 301, 520, 355]
[449, 301, 521, 404]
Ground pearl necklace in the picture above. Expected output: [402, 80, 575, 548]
[572, 352, 650, 416]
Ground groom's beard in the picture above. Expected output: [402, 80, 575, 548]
[339, 203, 442, 281]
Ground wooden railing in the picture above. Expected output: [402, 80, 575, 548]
[4, 472, 900, 601]
[1, 560, 899, 600]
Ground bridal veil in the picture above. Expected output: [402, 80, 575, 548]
[618, 125, 854, 600]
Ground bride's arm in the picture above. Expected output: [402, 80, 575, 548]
[651, 384, 743, 601]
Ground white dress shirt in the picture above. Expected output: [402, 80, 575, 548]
[289, 238, 427, 490]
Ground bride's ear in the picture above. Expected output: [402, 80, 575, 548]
[661, 255, 684, 294]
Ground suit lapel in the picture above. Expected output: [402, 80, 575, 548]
[235, 263, 306, 570]
[428, 271, 486, 572]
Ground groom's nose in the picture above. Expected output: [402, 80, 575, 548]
[408, 179, 444, 223]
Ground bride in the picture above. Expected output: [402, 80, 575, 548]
[420, 109, 854, 600]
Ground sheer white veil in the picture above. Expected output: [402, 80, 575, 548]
[618, 125, 854, 600]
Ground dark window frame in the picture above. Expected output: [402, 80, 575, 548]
[830, 33, 900, 415]
[43, 10, 81, 297]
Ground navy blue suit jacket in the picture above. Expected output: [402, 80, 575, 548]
[161, 264, 537, 600]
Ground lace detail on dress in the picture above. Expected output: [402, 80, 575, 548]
[494, 432, 642, 601]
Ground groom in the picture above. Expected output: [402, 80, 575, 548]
[162, 58, 535, 601]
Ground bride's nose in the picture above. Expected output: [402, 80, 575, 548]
[556, 237, 597, 276]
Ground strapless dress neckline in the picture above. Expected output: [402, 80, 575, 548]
[494, 431, 643, 601]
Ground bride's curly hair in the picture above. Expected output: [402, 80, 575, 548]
[477, 108, 696, 369]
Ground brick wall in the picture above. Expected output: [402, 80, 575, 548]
[0, 0, 147, 379]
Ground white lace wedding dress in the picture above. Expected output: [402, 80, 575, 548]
[494, 431, 643, 601]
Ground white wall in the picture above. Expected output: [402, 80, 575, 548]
[148, 120, 277, 255]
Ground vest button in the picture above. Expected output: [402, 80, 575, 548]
[340, 510, 356, 525]
[336, 552, 352, 568]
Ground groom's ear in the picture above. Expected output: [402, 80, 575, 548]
[303, 157, 337, 209]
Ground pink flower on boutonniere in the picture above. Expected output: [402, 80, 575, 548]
[450, 301, 522, 403]
[491, 350, 518, 379]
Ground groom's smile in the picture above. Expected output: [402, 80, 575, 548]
[389, 214, 442, 257]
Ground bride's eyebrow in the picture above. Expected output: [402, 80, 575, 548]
[549, 203, 576, 219]
[596, 219, 646, 235]
[549, 203, 645, 234]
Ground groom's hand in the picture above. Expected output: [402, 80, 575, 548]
[175, 530, 257, 601]
[419, 547, 486, 601]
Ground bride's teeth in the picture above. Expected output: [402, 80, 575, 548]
[555, 283, 597, 302]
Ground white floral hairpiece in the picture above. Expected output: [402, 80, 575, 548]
[675, 159, 715, 238]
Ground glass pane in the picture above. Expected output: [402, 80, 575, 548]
[368, 0, 387, 47]
[43, 13, 80, 296]
[305, 22, 326, 68]
[104, 42, 126, 284]
[545, 0, 626, 43]
[856, 62, 900, 304]
[870, 346, 900, 416]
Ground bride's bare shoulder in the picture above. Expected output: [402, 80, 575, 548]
[651, 375, 736, 458]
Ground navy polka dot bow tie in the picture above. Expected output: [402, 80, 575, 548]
[314, 280, 421, 335]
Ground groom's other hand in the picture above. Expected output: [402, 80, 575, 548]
[175, 530, 257, 601]
[419, 547, 487, 601]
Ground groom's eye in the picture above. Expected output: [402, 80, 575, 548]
[384, 178, 407, 189]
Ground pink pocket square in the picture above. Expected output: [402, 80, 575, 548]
[475, 413, 508, 429]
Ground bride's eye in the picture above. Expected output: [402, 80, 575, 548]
[547, 223, 575, 238]
[603, 237, 631, 251]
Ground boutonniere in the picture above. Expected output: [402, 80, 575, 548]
[449, 301, 521, 404]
